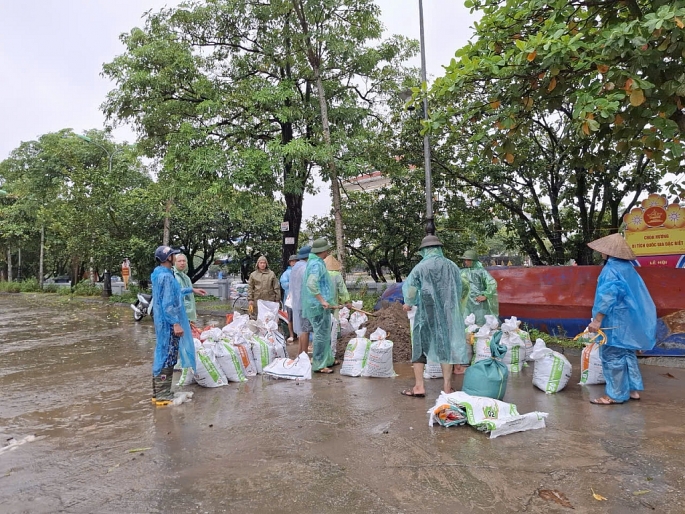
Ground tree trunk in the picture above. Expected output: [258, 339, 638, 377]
[291, 0, 345, 276]
[163, 199, 172, 246]
[6, 248, 12, 282]
[39, 225, 45, 289]
[280, 122, 304, 270]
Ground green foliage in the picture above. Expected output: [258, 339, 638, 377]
[18, 278, 41, 292]
[72, 281, 102, 297]
[426, 0, 684, 264]
[526, 326, 583, 349]
[0, 282, 21, 293]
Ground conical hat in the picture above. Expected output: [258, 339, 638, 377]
[587, 233, 636, 260]
[324, 255, 341, 271]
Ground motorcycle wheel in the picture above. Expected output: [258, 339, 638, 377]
[133, 300, 145, 322]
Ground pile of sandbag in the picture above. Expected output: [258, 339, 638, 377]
[340, 327, 397, 378]
[469, 315, 530, 373]
[177, 300, 294, 388]
[428, 391, 548, 439]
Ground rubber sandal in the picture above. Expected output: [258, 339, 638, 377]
[401, 389, 425, 398]
[316, 368, 334, 374]
[590, 397, 623, 405]
[630, 394, 641, 401]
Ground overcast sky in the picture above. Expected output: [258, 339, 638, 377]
[0, 0, 478, 219]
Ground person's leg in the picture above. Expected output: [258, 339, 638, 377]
[402, 354, 427, 396]
[625, 350, 644, 399]
[311, 313, 333, 372]
[153, 328, 180, 404]
[595, 345, 631, 403]
[286, 307, 295, 341]
[441, 364, 454, 393]
[298, 313, 312, 355]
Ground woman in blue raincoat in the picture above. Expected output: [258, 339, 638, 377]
[587, 233, 656, 405]
[150, 246, 196, 406]
[401, 235, 468, 398]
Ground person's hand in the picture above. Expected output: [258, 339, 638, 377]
[248, 301, 254, 314]
[588, 319, 602, 332]
[476, 295, 487, 302]
[321, 300, 331, 310]
[194, 288, 207, 296]
[173, 323, 184, 336]
[403, 304, 412, 312]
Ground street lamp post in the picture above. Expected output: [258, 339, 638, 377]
[418, 0, 435, 236]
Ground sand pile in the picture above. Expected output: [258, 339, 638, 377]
[336, 302, 412, 362]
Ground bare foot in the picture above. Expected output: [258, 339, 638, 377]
[630, 392, 641, 400]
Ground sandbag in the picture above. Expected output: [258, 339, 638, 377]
[257, 299, 279, 331]
[428, 392, 548, 439]
[579, 342, 605, 385]
[176, 367, 195, 387]
[214, 341, 248, 382]
[200, 327, 223, 342]
[462, 332, 509, 400]
[500, 317, 526, 373]
[264, 330, 287, 360]
[530, 339, 573, 394]
[193, 340, 228, 387]
[349, 311, 368, 330]
[231, 335, 258, 377]
[338, 307, 354, 337]
[340, 328, 372, 377]
[263, 352, 312, 380]
[250, 335, 272, 374]
[423, 362, 443, 379]
[361, 328, 397, 378]
[471, 325, 494, 365]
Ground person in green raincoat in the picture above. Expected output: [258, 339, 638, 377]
[173, 253, 207, 328]
[401, 235, 468, 398]
[302, 238, 336, 374]
[460, 249, 499, 326]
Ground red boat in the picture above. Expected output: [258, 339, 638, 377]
[489, 266, 685, 356]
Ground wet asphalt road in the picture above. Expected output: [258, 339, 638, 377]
[1, 293, 685, 513]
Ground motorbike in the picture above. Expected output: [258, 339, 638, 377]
[131, 293, 153, 321]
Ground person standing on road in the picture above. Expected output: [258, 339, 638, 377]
[460, 249, 499, 326]
[151, 246, 196, 406]
[587, 233, 656, 405]
[247, 256, 280, 319]
[280, 255, 298, 343]
[302, 238, 336, 374]
[290, 245, 312, 355]
[402, 235, 468, 397]
[173, 254, 207, 334]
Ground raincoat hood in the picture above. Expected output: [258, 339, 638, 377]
[254, 256, 270, 271]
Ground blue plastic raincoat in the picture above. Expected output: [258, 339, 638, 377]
[290, 260, 307, 334]
[592, 257, 656, 402]
[402, 247, 469, 364]
[151, 266, 196, 376]
[303, 253, 335, 371]
[280, 266, 292, 300]
[460, 261, 499, 325]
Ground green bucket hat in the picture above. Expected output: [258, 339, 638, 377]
[460, 249, 479, 260]
[288, 254, 298, 262]
[311, 237, 332, 254]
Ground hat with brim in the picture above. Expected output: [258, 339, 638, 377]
[324, 255, 341, 271]
[460, 249, 478, 260]
[587, 233, 636, 260]
[418, 234, 443, 250]
[311, 238, 332, 254]
[288, 255, 298, 262]
[296, 245, 311, 260]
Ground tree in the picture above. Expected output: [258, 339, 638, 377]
[426, 0, 684, 264]
[102, 0, 416, 270]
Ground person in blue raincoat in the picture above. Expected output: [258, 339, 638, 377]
[280, 254, 298, 343]
[401, 235, 468, 398]
[587, 233, 656, 405]
[302, 238, 336, 373]
[150, 246, 196, 406]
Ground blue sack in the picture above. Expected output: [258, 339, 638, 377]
[462, 331, 509, 400]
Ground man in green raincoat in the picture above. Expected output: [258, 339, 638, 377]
[401, 235, 468, 397]
[302, 238, 336, 374]
[460, 249, 499, 326]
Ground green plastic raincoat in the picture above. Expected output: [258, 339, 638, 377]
[303, 253, 335, 371]
[460, 261, 499, 325]
[402, 247, 469, 364]
[174, 266, 197, 322]
[328, 270, 350, 318]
